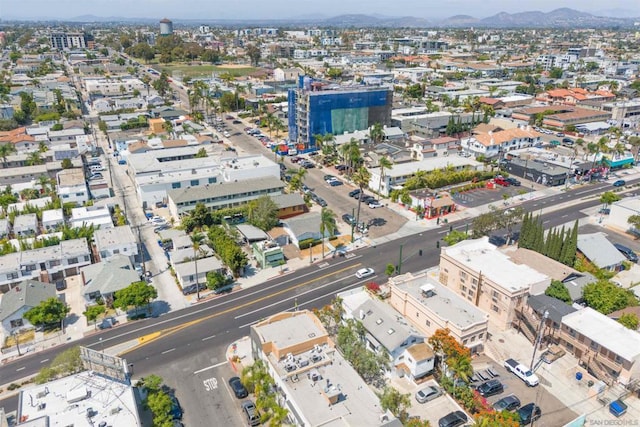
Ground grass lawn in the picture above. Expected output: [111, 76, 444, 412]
[4, 329, 35, 347]
[152, 63, 257, 79]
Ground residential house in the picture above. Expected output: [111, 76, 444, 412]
[250, 310, 400, 427]
[273, 67, 303, 82]
[41, 209, 64, 232]
[461, 127, 540, 158]
[513, 294, 577, 344]
[57, 168, 89, 206]
[148, 118, 165, 134]
[252, 240, 285, 269]
[439, 237, 550, 330]
[281, 212, 324, 248]
[93, 225, 139, 264]
[560, 307, 640, 385]
[0, 127, 37, 153]
[174, 256, 226, 291]
[339, 288, 434, 381]
[12, 213, 38, 236]
[577, 233, 626, 272]
[70, 206, 113, 229]
[388, 271, 489, 354]
[271, 193, 307, 219]
[80, 254, 140, 304]
[410, 136, 459, 161]
[0, 279, 56, 335]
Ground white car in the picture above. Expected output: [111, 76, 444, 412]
[149, 216, 166, 225]
[368, 201, 383, 209]
[223, 131, 230, 138]
[355, 267, 375, 279]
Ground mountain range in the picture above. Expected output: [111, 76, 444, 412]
[7, 8, 640, 28]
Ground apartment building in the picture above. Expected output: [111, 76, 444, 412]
[461, 127, 541, 158]
[560, 307, 640, 386]
[288, 76, 392, 150]
[250, 310, 399, 427]
[50, 32, 87, 50]
[368, 156, 482, 196]
[0, 239, 91, 293]
[439, 237, 550, 330]
[168, 176, 285, 218]
[84, 77, 146, 96]
[388, 271, 489, 354]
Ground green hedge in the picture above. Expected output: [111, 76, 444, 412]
[299, 238, 321, 249]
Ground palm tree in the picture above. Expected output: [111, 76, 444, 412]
[0, 143, 16, 168]
[352, 166, 372, 233]
[38, 141, 48, 153]
[339, 138, 361, 176]
[26, 151, 43, 166]
[369, 122, 385, 145]
[37, 175, 50, 195]
[288, 167, 307, 193]
[319, 207, 337, 259]
[377, 156, 393, 197]
[191, 232, 205, 300]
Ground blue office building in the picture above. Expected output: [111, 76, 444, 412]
[288, 76, 392, 152]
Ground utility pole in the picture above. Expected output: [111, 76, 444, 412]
[350, 207, 355, 243]
[397, 244, 404, 275]
[530, 310, 549, 371]
[13, 331, 21, 356]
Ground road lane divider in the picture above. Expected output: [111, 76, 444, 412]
[118, 263, 360, 356]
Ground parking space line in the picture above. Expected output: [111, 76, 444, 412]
[194, 361, 227, 375]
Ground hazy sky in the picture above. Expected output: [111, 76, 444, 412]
[3, 0, 640, 20]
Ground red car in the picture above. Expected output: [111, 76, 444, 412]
[494, 176, 510, 186]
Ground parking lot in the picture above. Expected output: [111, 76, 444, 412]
[399, 378, 470, 426]
[452, 184, 535, 209]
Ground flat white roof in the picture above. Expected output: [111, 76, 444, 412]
[18, 371, 141, 426]
[563, 307, 640, 362]
[443, 237, 548, 293]
[372, 156, 482, 178]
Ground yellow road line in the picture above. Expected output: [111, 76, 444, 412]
[119, 264, 359, 356]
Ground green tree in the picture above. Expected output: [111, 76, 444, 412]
[0, 143, 17, 167]
[377, 156, 393, 197]
[582, 280, 639, 315]
[628, 214, 640, 232]
[113, 281, 157, 314]
[26, 151, 43, 166]
[57, 157, 72, 172]
[369, 122, 385, 145]
[147, 389, 174, 427]
[24, 297, 70, 328]
[545, 280, 572, 303]
[378, 386, 411, 422]
[246, 44, 261, 67]
[385, 263, 396, 276]
[443, 230, 469, 246]
[319, 207, 337, 259]
[600, 191, 621, 209]
[247, 195, 279, 231]
[208, 226, 248, 277]
[83, 304, 106, 329]
[206, 270, 230, 291]
[474, 410, 520, 427]
[195, 147, 208, 158]
[35, 346, 83, 384]
[618, 313, 639, 330]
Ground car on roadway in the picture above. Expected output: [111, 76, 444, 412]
[476, 379, 504, 397]
[225, 115, 234, 120]
[223, 131, 230, 138]
[335, 164, 348, 171]
[361, 195, 376, 204]
[613, 179, 626, 187]
[355, 267, 375, 279]
[517, 403, 542, 425]
[88, 173, 103, 181]
[154, 225, 170, 233]
[300, 161, 315, 169]
[149, 216, 167, 225]
[316, 198, 327, 207]
[169, 394, 183, 420]
[438, 410, 467, 427]
[329, 179, 343, 186]
[368, 201, 383, 209]
[415, 385, 442, 403]
[229, 377, 249, 399]
[492, 394, 521, 412]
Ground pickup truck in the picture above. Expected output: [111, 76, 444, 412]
[504, 358, 539, 386]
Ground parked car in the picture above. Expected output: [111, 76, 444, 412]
[542, 344, 566, 364]
[476, 379, 504, 397]
[610, 400, 628, 418]
[316, 198, 327, 207]
[225, 115, 234, 120]
[228, 377, 248, 399]
[368, 201, 384, 209]
[614, 243, 638, 263]
[150, 216, 166, 225]
[241, 400, 261, 426]
[504, 358, 539, 386]
[517, 403, 542, 425]
[329, 179, 343, 187]
[233, 120, 242, 124]
[494, 176, 510, 186]
[415, 385, 442, 403]
[323, 174, 336, 182]
[355, 267, 375, 279]
[169, 395, 183, 420]
[335, 164, 348, 171]
[599, 208, 611, 215]
[88, 173, 103, 181]
[181, 283, 207, 295]
[342, 213, 356, 225]
[300, 161, 315, 169]
[505, 177, 521, 186]
[438, 411, 467, 427]
[361, 195, 376, 204]
[493, 394, 521, 412]
[613, 179, 626, 187]
[348, 189, 361, 198]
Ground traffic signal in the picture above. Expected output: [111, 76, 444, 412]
[419, 249, 423, 256]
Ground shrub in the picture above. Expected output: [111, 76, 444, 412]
[7, 383, 21, 391]
[366, 282, 381, 293]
